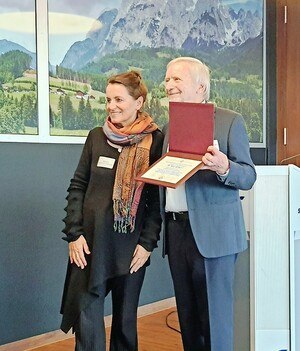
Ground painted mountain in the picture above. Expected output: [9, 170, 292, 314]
[60, 0, 262, 71]
[0, 39, 36, 69]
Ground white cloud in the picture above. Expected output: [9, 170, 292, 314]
[49, 13, 102, 35]
[0, 12, 35, 33]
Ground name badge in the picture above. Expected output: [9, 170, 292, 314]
[97, 156, 116, 169]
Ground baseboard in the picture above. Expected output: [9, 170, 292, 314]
[0, 297, 176, 351]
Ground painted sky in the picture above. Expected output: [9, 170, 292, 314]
[0, 0, 122, 17]
[48, 0, 122, 18]
[0, 0, 35, 52]
[47, 0, 122, 65]
[0, 0, 122, 64]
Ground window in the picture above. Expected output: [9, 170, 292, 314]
[0, 0, 265, 146]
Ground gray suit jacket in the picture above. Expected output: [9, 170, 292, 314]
[160, 106, 257, 258]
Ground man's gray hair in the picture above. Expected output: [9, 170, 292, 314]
[167, 57, 210, 100]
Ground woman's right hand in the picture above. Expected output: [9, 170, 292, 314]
[69, 235, 91, 269]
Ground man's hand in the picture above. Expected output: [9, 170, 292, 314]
[201, 146, 230, 175]
[69, 235, 91, 269]
[130, 244, 151, 274]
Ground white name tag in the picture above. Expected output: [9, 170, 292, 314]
[97, 156, 116, 169]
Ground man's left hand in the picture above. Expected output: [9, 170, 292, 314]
[201, 146, 229, 175]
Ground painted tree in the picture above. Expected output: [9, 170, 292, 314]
[60, 95, 77, 130]
[0, 92, 24, 133]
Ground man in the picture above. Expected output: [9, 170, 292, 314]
[160, 57, 256, 351]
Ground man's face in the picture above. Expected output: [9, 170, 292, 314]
[165, 62, 204, 103]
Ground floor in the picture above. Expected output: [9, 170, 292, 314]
[29, 308, 183, 351]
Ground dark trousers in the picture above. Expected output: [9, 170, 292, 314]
[166, 214, 237, 351]
[74, 267, 146, 351]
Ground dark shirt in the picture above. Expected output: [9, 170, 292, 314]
[60, 127, 163, 332]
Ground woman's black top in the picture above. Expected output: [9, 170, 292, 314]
[60, 127, 163, 332]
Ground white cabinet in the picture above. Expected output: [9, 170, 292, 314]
[241, 165, 300, 351]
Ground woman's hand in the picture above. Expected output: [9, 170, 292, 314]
[130, 244, 151, 274]
[69, 235, 91, 269]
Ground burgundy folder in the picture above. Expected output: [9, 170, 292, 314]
[169, 102, 214, 156]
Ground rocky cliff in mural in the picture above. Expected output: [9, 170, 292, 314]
[61, 0, 262, 70]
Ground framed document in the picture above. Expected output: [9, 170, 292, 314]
[137, 152, 203, 188]
[136, 102, 215, 188]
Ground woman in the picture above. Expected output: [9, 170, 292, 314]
[60, 71, 163, 351]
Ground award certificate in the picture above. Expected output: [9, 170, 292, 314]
[137, 154, 203, 188]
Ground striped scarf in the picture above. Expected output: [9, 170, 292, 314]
[103, 111, 158, 233]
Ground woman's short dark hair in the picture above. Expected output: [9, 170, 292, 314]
[107, 70, 148, 105]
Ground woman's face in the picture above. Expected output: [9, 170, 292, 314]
[106, 83, 143, 127]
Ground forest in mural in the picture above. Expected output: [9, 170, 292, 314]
[0, 50, 37, 134]
[0, 1, 37, 135]
[0, 0, 264, 143]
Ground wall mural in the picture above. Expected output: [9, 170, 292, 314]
[0, 0, 264, 144]
[0, 1, 37, 135]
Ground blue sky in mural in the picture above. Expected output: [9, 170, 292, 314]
[0, 1, 35, 52]
[48, 0, 120, 65]
[48, 0, 122, 17]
